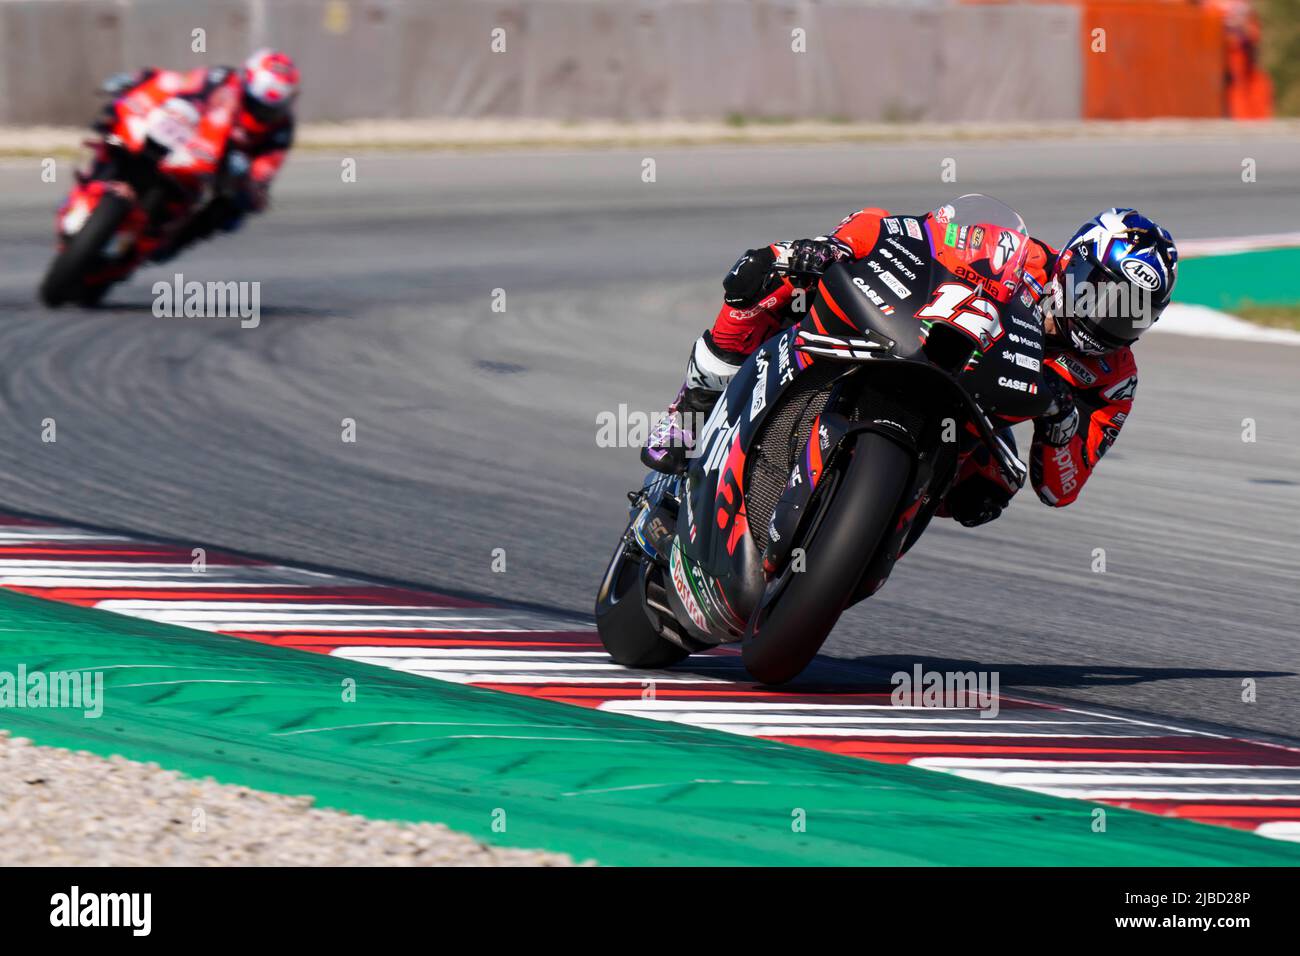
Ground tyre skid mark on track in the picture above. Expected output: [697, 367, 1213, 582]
[0, 513, 1296, 842]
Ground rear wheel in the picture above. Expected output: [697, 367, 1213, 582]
[596, 540, 691, 669]
[39, 193, 134, 308]
[742, 432, 913, 685]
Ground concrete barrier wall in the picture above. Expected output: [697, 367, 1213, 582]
[0, 0, 1085, 126]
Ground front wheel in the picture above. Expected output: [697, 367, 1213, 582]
[39, 192, 134, 308]
[596, 540, 691, 669]
[742, 432, 913, 685]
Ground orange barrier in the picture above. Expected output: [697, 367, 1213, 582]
[963, 0, 1272, 119]
[1082, 3, 1226, 118]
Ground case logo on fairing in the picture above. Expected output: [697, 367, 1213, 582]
[998, 376, 1038, 394]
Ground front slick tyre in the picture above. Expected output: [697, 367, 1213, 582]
[39, 193, 133, 308]
[742, 432, 912, 685]
[596, 542, 690, 669]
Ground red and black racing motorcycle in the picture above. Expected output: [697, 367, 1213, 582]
[39, 70, 239, 307]
[596, 194, 1052, 684]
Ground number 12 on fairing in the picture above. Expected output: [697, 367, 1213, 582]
[916, 282, 1003, 346]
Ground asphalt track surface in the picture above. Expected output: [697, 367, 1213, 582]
[0, 135, 1296, 742]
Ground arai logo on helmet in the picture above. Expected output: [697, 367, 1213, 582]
[1120, 257, 1162, 292]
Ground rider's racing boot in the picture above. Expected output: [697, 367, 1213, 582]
[641, 331, 745, 474]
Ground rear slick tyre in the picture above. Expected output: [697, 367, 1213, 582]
[741, 432, 913, 685]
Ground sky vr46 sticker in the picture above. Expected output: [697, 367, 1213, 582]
[878, 272, 910, 299]
[1001, 351, 1040, 371]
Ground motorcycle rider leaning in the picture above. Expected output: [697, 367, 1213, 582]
[642, 203, 1178, 526]
[97, 48, 300, 257]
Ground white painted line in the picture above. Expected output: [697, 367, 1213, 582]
[634, 724, 1146, 739]
[939, 770, 1300, 787]
[606, 712, 1111, 727]
[912, 757, 1300, 772]
[604, 700, 986, 713]
[1179, 232, 1300, 257]
[0, 577, 306, 588]
[1156, 304, 1300, 345]
[0, 531, 137, 542]
[1255, 822, 1300, 842]
[331, 647, 609, 659]
[379, 670, 730, 686]
[995, 787, 1300, 802]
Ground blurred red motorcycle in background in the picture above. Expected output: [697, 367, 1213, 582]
[40, 70, 240, 307]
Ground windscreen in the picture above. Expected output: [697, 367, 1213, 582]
[926, 194, 1031, 304]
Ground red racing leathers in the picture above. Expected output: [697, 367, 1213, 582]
[706, 207, 1137, 513]
[100, 66, 294, 214]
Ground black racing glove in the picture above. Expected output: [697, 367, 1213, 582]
[786, 238, 843, 288]
[723, 246, 779, 306]
[944, 475, 1012, 529]
[1036, 369, 1080, 447]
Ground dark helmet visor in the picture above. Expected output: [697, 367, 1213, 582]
[1057, 253, 1157, 350]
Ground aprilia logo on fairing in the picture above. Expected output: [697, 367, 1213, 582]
[891, 664, 1000, 718]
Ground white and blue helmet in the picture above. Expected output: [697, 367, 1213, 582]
[1051, 209, 1178, 354]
